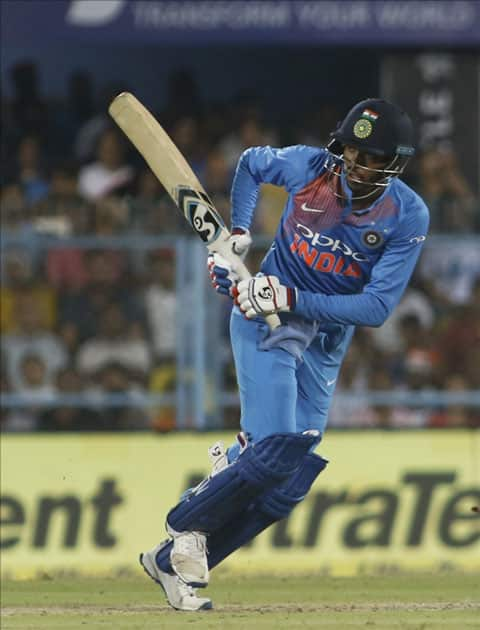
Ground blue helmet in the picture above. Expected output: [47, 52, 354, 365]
[327, 98, 415, 200]
[329, 98, 415, 159]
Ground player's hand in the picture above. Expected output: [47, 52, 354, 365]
[235, 276, 297, 318]
[207, 252, 240, 297]
[229, 228, 252, 260]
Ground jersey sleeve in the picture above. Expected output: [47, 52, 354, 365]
[231, 145, 325, 231]
[294, 200, 430, 327]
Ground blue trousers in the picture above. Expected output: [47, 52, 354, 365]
[228, 308, 354, 457]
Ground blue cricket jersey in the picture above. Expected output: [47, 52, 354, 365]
[231, 145, 430, 327]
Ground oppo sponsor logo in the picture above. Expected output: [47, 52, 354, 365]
[295, 223, 369, 262]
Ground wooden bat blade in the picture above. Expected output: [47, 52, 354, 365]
[109, 92, 227, 247]
[109, 92, 280, 330]
[109, 92, 202, 202]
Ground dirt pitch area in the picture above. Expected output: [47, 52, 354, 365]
[1, 573, 479, 629]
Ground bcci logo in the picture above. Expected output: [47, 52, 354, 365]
[353, 118, 373, 139]
[362, 230, 384, 249]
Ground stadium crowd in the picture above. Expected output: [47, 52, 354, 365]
[1, 63, 479, 432]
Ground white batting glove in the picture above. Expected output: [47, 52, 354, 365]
[207, 252, 240, 297]
[229, 228, 252, 260]
[235, 275, 297, 319]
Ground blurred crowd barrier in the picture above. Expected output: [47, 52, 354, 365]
[1, 225, 479, 432]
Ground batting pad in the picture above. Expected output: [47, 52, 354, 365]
[207, 452, 328, 569]
[166, 432, 319, 535]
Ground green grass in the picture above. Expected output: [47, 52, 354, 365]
[1, 572, 479, 629]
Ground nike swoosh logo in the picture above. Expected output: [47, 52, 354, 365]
[301, 202, 326, 213]
[327, 378, 337, 386]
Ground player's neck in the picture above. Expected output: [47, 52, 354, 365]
[350, 188, 383, 212]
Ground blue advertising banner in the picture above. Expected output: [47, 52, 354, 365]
[382, 53, 480, 195]
[3, 0, 480, 47]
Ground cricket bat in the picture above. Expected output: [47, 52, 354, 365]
[109, 92, 280, 330]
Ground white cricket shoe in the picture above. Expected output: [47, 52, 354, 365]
[140, 543, 212, 611]
[169, 529, 209, 586]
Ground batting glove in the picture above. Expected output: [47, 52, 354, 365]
[229, 228, 252, 260]
[235, 275, 297, 318]
[207, 252, 240, 297]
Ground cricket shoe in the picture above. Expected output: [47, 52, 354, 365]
[168, 528, 209, 587]
[139, 542, 212, 611]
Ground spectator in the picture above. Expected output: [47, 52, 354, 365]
[389, 314, 438, 428]
[417, 148, 477, 233]
[1, 260, 57, 334]
[0, 368, 38, 432]
[218, 115, 278, 173]
[419, 234, 480, 305]
[0, 183, 32, 235]
[8, 62, 49, 141]
[202, 149, 231, 224]
[129, 168, 187, 236]
[16, 353, 55, 401]
[90, 362, 149, 430]
[52, 70, 95, 155]
[78, 128, 134, 201]
[168, 116, 206, 180]
[370, 277, 436, 355]
[428, 374, 474, 429]
[76, 303, 151, 381]
[15, 135, 50, 204]
[93, 195, 129, 235]
[436, 302, 480, 390]
[144, 249, 176, 360]
[1, 290, 67, 390]
[45, 192, 93, 292]
[162, 68, 203, 126]
[35, 161, 85, 224]
[328, 331, 379, 428]
[38, 366, 102, 432]
[74, 81, 129, 162]
[57, 248, 142, 348]
[149, 357, 177, 432]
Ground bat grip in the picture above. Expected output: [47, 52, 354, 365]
[234, 262, 281, 331]
[209, 238, 281, 330]
[265, 312, 282, 330]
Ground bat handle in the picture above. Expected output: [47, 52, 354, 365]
[264, 312, 282, 331]
[209, 239, 281, 330]
[234, 261, 281, 331]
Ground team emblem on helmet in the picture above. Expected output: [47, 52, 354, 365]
[353, 118, 373, 139]
[362, 230, 384, 249]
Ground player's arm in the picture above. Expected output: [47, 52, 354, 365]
[238, 202, 430, 327]
[209, 145, 324, 296]
[230, 145, 325, 232]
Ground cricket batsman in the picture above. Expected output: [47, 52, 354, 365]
[139, 98, 430, 610]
